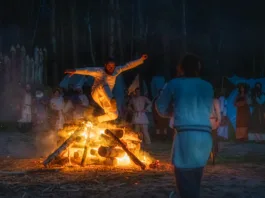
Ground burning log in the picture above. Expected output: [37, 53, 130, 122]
[43, 125, 86, 167]
[87, 158, 103, 165]
[52, 157, 69, 166]
[98, 146, 125, 158]
[111, 129, 124, 138]
[104, 129, 146, 170]
[104, 158, 118, 166]
[81, 135, 90, 167]
[74, 151, 81, 159]
[90, 149, 98, 156]
[99, 134, 118, 147]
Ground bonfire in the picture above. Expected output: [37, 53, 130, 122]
[43, 120, 157, 169]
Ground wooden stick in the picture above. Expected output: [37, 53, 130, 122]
[81, 137, 90, 167]
[111, 129, 124, 138]
[104, 129, 146, 170]
[43, 125, 86, 167]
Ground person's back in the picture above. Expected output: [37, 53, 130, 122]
[164, 78, 213, 168]
[156, 54, 213, 198]
[170, 78, 213, 128]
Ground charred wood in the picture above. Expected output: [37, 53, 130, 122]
[98, 146, 125, 158]
[104, 129, 146, 170]
[43, 125, 86, 167]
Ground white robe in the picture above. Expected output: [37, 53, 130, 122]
[217, 96, 228, 139]
[75, 58, 144, 122]
[130, 96, 151, 125]
[18, 93, 32, 123]
[50, 96, 65, 130]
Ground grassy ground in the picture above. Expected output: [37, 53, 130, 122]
[0, 131, 265, 197]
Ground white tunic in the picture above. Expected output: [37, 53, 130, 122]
[74, 58, 144, 123]
[50, 96, 65, 130]
[18, 93, 32, 123]
[217, 96, 228, 139]
[130, 96, 151, 125]
[75, 58, 144, 93]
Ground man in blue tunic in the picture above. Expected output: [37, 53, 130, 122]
[156, 54, 214, 198]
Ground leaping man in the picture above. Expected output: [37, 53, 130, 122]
[65, 54, 148, 124]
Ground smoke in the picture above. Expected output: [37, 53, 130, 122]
[34, 126, 58, 158]
[0, 82, 24, 121]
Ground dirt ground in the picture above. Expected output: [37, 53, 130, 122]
[0, 131, 265, 198]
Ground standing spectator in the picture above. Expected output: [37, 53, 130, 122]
[234, 84, 251, 141]
[156, 54, 214, 198]
[129, 88, 152, 145]
[210, 95, 221, 159]
[33, 89, 48, 126]
[250, 82, 265, 135]
[17, 84, 33, 132]
[217, 91, 229, 140]
[152, 89, 170, 140]
[50, 88, 65, 131]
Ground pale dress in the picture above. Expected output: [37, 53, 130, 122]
[50, 97, 65, 130]
[18, 93, 32, 123]
[130, 96, 152, 144]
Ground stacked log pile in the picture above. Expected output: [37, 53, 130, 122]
[43, 121, 147, 169]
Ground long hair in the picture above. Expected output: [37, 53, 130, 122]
[237, 83, 248, 95]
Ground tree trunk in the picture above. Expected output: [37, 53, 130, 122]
[108, 0, 115, 57]
[162, 32, 171, 80]
[136, 0, 145, 95]
[217, 37, 223, 76]
[60, 24, 65, 71]
[252, 55, 256, 77]
[116, 0, 124, 63]
[137, 0, 144, 44]
[70, 1, 78, 68]
[51, 0, 58, 85]
[262, 34, 265, 77]
[101, 0, 106, 62]
[87, 12, 96, 66]
[130, 2, 135, 60]
[182, 0, 187, 53]
[60, 2, 65, 72]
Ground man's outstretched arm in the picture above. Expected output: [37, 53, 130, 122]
[65, 67, 102, 77]
[117, 54, 148, 74]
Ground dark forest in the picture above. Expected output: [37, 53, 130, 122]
[1, 0, 265, 87]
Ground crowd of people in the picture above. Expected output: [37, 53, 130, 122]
[15, 53, 265, 198]
[16, 81, 175, 145]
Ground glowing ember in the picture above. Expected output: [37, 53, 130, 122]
[117, 154, 131, 165]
